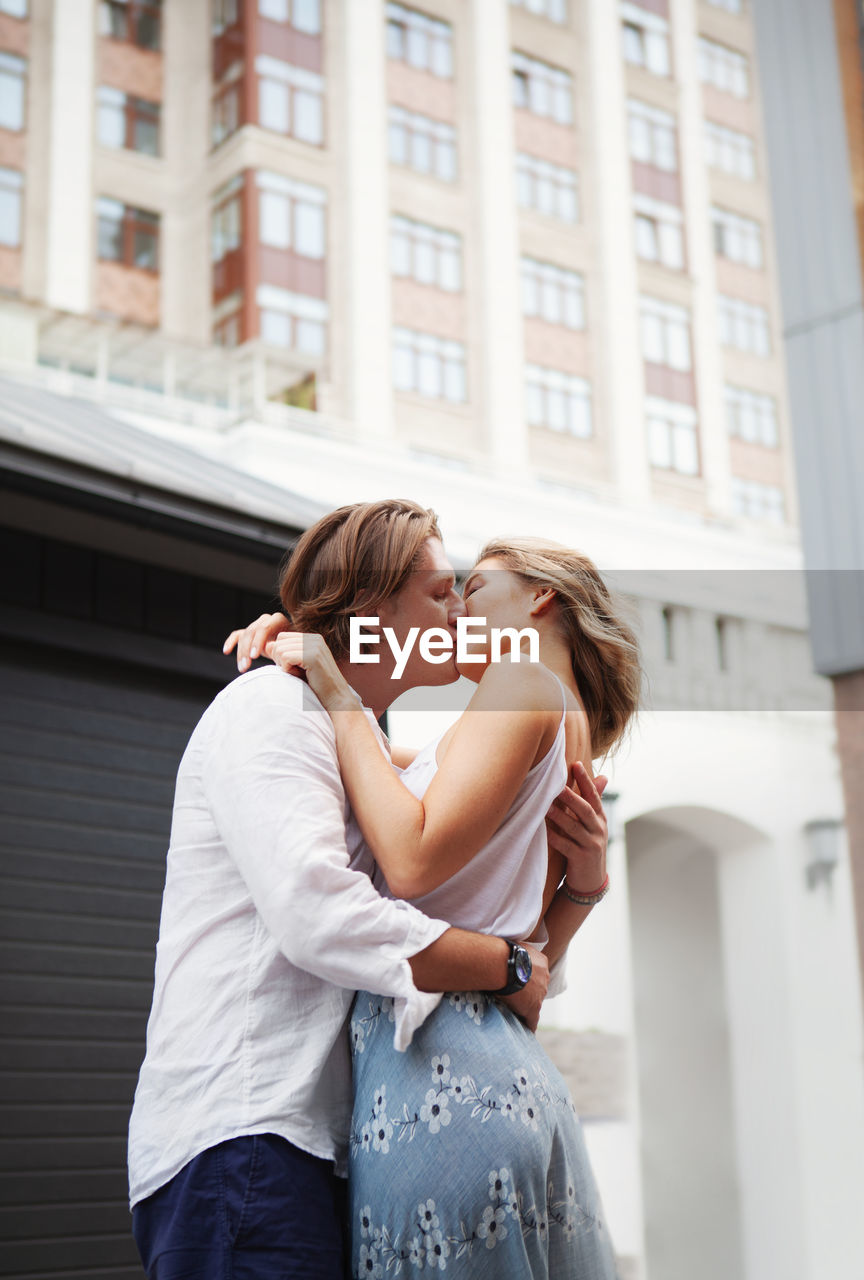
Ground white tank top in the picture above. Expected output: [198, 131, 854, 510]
[387, 672, 569, 940]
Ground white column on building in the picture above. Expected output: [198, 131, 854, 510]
[45, 0, 95, 314]
[465, 0, 527, 477]
[584, 0, 651, 508]
[342, 0, 394, 438]
[669, 0, 732, 517]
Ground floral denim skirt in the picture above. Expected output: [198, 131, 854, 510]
[348, 990, 620, 1280]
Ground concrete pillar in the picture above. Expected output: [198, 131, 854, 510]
[584, 0, 650, 508]
[465, 0, 527, 477]
[342, 0, 393, 437]
[668, 0, 732, 517]
[45, 0, 95, 313]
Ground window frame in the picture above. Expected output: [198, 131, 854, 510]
[99, 0, 163, 53]
[388, 106, 457, 182]
[0, 164, 23, 248]
[390, 214, 463, 292]
[718, 295, 771, 356]
[521, 256, 586, 330]
[96, 196, 160, 272]
[256, 171, 327, 261]
[640, 297, 692, 372]
[511, 50, 573, 125]
[97, 86, 161, 157]
[386, 3, 454, 78]
[646, 395, 701, 476]
[516, 152, 579, 223]
[621, 3, 670, 77]
[525, 363, 593, 438]
[712, 205, 763, 269]
[392, 326, 467, 403]
[633, 194, 684, 270]
[255, 55, 325, 146]
[0, 51, 27, 133]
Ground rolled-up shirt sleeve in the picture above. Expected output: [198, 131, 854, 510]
[201, 673, 447, 1049]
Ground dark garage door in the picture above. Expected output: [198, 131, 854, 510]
[0, 641, 222, 1279]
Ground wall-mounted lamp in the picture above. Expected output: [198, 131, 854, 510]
[803, 818, 844, 890]
[603, 790, 620, 844]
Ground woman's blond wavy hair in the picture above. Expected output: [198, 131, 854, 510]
[477, 537, 642, 759]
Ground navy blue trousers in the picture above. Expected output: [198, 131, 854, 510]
[132, 1133, 348, 1279]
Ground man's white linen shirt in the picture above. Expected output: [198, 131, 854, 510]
[128, 666, 448, 1208]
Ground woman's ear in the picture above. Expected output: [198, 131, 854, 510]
[529, 586, 557, 618]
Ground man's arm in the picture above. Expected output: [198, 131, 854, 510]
[200, 673, 547, 1042]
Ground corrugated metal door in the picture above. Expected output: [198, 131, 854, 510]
[0, 642, 220, 1279]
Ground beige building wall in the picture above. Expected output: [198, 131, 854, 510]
[0, 0, 798, 535]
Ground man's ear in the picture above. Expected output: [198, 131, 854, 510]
[529, 586, 557, 618]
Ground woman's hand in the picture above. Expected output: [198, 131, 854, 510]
[223, 612, 290, 672]
[546, 762, 609, 895]
[266, 631, 357, 714]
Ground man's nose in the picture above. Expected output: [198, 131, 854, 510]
[447, 590, 467, 625]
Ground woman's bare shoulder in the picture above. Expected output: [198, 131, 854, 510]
[472, 657, 563, 716]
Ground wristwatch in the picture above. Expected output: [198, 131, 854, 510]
[490, 940, 533, 996]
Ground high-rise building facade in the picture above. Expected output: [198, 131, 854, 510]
[0, 0, 798, 536]
[3, 6, 864, 1280]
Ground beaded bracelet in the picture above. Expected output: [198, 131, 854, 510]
[560, 873, 610, 907]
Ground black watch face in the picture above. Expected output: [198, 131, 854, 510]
[514, 947, 532, 985]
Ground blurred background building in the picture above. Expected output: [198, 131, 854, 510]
[1, 2, 863, 1279]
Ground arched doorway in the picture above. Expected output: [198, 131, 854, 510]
[626, 805, 805, 1280]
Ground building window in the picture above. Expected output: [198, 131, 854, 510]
[0, 166, 22, 247]
[258, 283, 328, 354]
[731, 478, 785, 523]
[256, 56, 324, 145]
[0, 53, 26, 132]
[521, 258, 585, 329]
[511, 52, 573, 124]
[99, 1, 162, 52]
[634, 195, 684, 270]
[510, 0, 568, 21]
[715, 617, 729, 671]
[392, 327, 467, 402]
[698, 37, 749, 98]
[211, 176, 243, 263]
[516, 153, 579, 222]
[525, 365, 592, 437]
[725, 385, 778, 447]
[705, 0, 743, 13]
[705, 120, 756, 180]
[628, 99, 678, 171]
[391, 215, 462, 291]
[388, 107, 457, 181]
[712, 206, 763, 268]
[641, 297, 692, 371]
[96, 197, 160, 270]
[213, 75, 242, 147]
[259, 0, 321, 34]
[97, 88, 161, 156]
[621, 4, 670, 78]
[661, 605, 675, 660]
[647, 397, 700, 475]
[256, 171, 326, 259]
[212, 0, 239, 35]
[386, 3, 453, 78]
[0, 0, 28, 16]
[718, 295, 770, 355]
